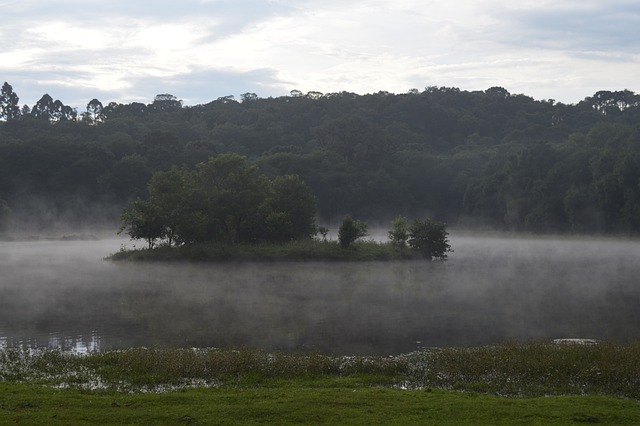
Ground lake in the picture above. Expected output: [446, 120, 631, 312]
[1, 234, 639, 355]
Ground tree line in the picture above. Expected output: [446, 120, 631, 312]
[1, 81, 640, 234]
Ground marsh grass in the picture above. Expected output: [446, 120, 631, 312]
[86, 348, 403, 390]
[108, 239, 418, 262]
[3, 342, 640, 398]
[402, 341, 640, 398]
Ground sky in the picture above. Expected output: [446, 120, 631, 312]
[2, 0, 639, 110]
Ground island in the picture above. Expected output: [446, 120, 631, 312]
[112, 154, 452, 261]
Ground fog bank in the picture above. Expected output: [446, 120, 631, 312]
[1, 235, 639, 354]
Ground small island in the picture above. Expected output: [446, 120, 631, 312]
[112, 154, 452, 262]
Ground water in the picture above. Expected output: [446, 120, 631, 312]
[1, 234, 639, 355]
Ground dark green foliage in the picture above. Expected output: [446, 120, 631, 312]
[82, 98, 104, 124]
[118, 199, 165, 249]
[0, 82, 21, 120]
[265, 175, 318, 242]
[388, 215, 409, 248]
[3, 83, 640, 234]
[338, 215, 368, 248]
[407, 219, 452, 260]
[118, 154, 317, 246]
[114, 216, 453, 261]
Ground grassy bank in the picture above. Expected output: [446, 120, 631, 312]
[2, 342, 640, 424]
[3, 382, 640, 425]
[108, 239, 420, 262]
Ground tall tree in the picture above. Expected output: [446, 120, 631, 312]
[31, 94, 55, 120]
[150, 94, 182, 112]
[51, 99, 77, 121]
[264, 174, 317, 242]
[338, 215, 368, 248]
[119, 199, 166, 249]
[83, 98, 104, 124]
[0, 82, 21, 120]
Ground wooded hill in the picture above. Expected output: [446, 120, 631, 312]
[1, 83, 640, 234]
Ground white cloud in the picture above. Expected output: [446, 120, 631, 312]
[1, 0, 639, 108]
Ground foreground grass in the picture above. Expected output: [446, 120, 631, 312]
[2, 342, 640, 424]
[108, 239, 420, 262]
[3, 382, 640, 425]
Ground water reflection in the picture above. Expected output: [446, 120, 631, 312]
[1, 236, 640, 355]
[0, 331, 101, 354]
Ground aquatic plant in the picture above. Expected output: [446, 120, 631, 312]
[2, 342, 640, 398]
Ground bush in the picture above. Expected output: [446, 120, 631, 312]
[388, 215, 409, 248]
[338, 215, 368, 248]
[408, 219, 452, 260]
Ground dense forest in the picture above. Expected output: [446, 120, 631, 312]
[1, 81, 640, 234]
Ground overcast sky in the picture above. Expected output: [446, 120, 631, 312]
[2, 0, 639, 110]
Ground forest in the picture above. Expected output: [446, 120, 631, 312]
[1, 81, 640, 234]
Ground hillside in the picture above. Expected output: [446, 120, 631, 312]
[1, 84, 639, 233]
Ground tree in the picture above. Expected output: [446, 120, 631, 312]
[83, 98, 105, 124]
[338, 215, 368, 248]
[51, 99, 77, 121]
[99, 153, 152, 201]
[31, 94, 55, 120]
[264, 175, 317, 242]
[0, 199, 10, 231]
[388, 215, 409, 248]
[408, 219, 452, 260]
[118, 154, 319, 247]
[194, 154, 271, 244]
[150, 94, 182, 112]
[146, 167, 194, 246]
[142, 130, 181, 169]
[216, 95, 236, 103]
[485, 86, 510, 98]
[240, 92, 258, 102]
[306, 91, 323, 100]
[118, 199, 166, 249]
[0, 82, 21, 120]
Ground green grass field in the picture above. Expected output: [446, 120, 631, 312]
[3, 381, 640, 425]
[2, 343, 640, 424]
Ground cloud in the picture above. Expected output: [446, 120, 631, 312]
[501, 1, 640, 54]
[1, 0, 639, 108]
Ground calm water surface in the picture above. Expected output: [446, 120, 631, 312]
[1, 235, 639, 355]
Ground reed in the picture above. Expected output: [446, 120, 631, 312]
[3, 342, 640, 398]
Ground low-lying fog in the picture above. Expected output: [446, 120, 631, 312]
[1, 234, 639, 355]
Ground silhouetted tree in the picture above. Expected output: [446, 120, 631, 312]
[0, 82, 21, 120]
[338, 215, 368, 248]
[83, 98, 104, 124]
[119, 199, 166, 249]
[31, 94, 55, 120]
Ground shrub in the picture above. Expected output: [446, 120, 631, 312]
[388, 215, 409, 248]
[338, 215, 368, 248]
[408, 219, 452, 260]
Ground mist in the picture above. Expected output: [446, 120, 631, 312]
[1, 233, 640, 355]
